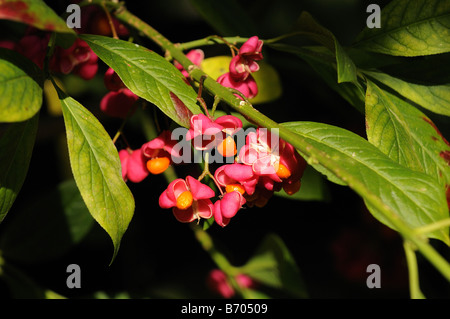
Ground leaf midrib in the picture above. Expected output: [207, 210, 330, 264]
[62, 100, 122, 235]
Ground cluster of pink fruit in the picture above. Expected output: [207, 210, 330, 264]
[116, 36, 307, 227]
[119, 110, 306, 227]
[0, 27, 98, 80]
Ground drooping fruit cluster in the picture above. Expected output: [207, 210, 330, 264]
[114, 36, 307, 227]
[118, 111, 306, 227]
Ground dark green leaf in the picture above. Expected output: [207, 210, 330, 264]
[298, 46, 365, 112]
[0, 113, 38, 223]
[239, 233, 308, 298]
[57, 85, 135, 262]
[282, 121, 449, 244]
[0, 263, 46, 298]
[80, 34, 201, 128]
[354, 0, 450, 56]
[268, 43, 365, 113]
[0, 180, 94, 263]
[295, 11, 358, 84]
[0, 48, 43, 123]
[188, 0, 257, 36]
[0, 0, 75, 34]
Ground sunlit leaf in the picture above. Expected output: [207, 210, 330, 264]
[365, 80, 450, 189]
[354, 0, 450, 56]
[57, 85, 135, 262]
[0, 48, 43, 123]
[80, 34, 201, 128]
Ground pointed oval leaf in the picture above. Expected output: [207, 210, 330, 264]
[365, 80, 450, 189]
[287, 45, 366, 113]
[0, 179, 94, 263]
[295, 11, 358, 84]
[0, 48, 43, 122]
[0, 0, 74, 33]
[80, 34, 201, 128]
[354, 0, 450, 56]
[57, 85, 134, 262]
[282, 121, 449, 244]
[0, 113, 38, 223]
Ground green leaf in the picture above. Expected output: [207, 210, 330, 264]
[80, 34, 201, 128]
[364, 70, 450, 117]
[365, 80, 450, 188]
[282, 121, 449, 244]
[56, 84, 135, 262]
[0, 48, 43, 123]
[354, 0, 450, 56]
[0, 0, 75, 34]
[267, 43, 365, 113]
[0, 113, 38, 223]
[0, 179, 94, 263]
[239, 233, 308, 298]
[295, 11, 358, 84]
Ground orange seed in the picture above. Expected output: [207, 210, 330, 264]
[276, 163, 291, 179]
[147, 157, 170, 175]
[176, 191, 194, 210]
[217, 136, 237, 158]
[225, 183, 245, 195]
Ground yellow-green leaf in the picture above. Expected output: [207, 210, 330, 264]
[57, 84, 134, 262]
[0, 48, 43, 123]
[81, 34, 201, 128]
[354, 0, 450, 56]
[365, 80, 450, 188]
